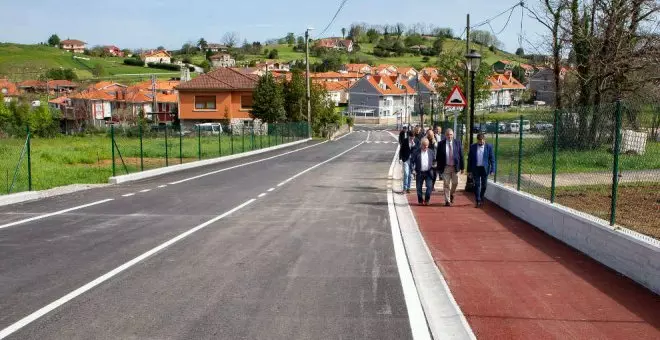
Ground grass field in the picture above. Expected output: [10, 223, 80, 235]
[0, 43, 178, 80]
[0, 132, 303, 194]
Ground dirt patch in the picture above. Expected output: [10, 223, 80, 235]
[556, 183, 660, 240]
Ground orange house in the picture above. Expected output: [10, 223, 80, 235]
[176, 68, 258, 126]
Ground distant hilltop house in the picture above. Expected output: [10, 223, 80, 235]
[59, 39, 86, 53]
[104, 45, 124, 57]
[342, 63, 372, 74]
[254, 61, 290, 74]
[314, 38, 354, 52]
[206, 44, 228, 53]
[141, 50, 172, 64]
[209, 53, 236, 68]
[493, 60, 536, 78]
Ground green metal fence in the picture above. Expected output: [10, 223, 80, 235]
[491, 100, 659, 240]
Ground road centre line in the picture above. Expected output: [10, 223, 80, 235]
[277, 142, 364, 187]
[139, 189, 151, 193]
[122, 193, 135, 197]
[267, 188, 275, 192]
[258, 193, 267, 198]
[0, 199, 115, 230]
[0, 198, 256, 340]
[168, 140, 328, 185]
[158, 185, 167, 188]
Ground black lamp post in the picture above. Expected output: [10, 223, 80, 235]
[465, 49, 482, 146]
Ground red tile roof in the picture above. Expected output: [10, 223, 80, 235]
[177, 67, 259, 90]
[0, 79, 19, 96]
[364, 75, 416, 95]
[48, 96, 70, 105]
[344, 64, 371, 73]
[488, 73, 526, 90]
[60, 39, 86, 45]
[317, 81, 350, 92]
[134, 80, 180, 92]
[18, 80, 45, 88]
[70, 89, 115, 101]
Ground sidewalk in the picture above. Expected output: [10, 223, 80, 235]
[405, 188, 660, 339]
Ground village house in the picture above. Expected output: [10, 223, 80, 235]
[255, 61, 290, 74]
[483, 72, 526, 108]
[407, 74, 440, 111]
[528, 67, 568, 106]
[104, 45, 124, 57]
[314, 38, 354, 52]
[0, 79, 20, 102]
[348, 74, 416, 125]
[397, 67, 418, 79]
[209, 53, 236, 68]
[141, 50, 172, 64]
[374, 64, 398, 76]
[59, 39, 86, 53]
[420, 67, 439, 77]
[342, 64, 372, 74]
[176, 67, 259, 129]
[207, 44, 228, 53]
[493, 60, 536, 79]
[17, 80, 78, 95]
[310, 71, 362, 84]
[317, 81, 350, 106]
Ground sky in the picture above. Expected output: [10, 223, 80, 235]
[0, 0, 547, 54]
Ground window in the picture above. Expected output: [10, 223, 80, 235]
[194, 96, 216, 110]
[240, 95, 253, 110]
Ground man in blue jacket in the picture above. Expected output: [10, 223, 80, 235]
[411, 138, 435, 205]
[468, 133, 496, 207]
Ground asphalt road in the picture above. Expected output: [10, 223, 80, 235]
[0, 129, 412, 339]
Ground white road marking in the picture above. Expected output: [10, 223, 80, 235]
[0, 199, 114, 230]
[139, 189, 151, 193]
[277, 142, 364, 187]
[375, 141, 381, 144]
[168, 141, 328, 185]
[258, 193, 266, 198]
[386, 146, 432, 340]
[158, 185, 167, 188]
[386, 130, 399, 141]
[267, 188, 275, 192]
[366, 131, 371, 142]
[0, 199, 256, 340]
[122, 193, 135, 197]
[333, 131, 353, 141]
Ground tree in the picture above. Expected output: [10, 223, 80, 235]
[199, 60, 211, 73]
[156, 46, 165, 51]
[268, 49, 279, 59]
[121, 48, 132, 56]
[435, 53, 491, 108]
[395, 23, 406, 39]
[295, 36, 305, 51]
[285, 33, 295, 46]
[44, 68, 78, 81]
[205, 49, 214, 61]
[512, 65, 527, 84]
[310, 83, 341, 136]
[366, 28, 380, 43]
[92, 63, 107, 77]
[432, 27, 454, 39]
[283, 70, 306, 121]
[341, 27, 346, 39]
[181, 43, 193, 55]
[252, 73, 285, 123]
[515, 47, 525, 56]
[222, 32, 239, 47]
[197, 38, 208, 51]
[489, 45, 496, 53]
[47, 34, 60, 47]
[348, 24, 366, 43]
[404, 33, 425, 47]
[431, 38, 444, 55]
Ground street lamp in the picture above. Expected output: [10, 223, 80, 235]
[465, 49, 481, 146]
[305, 27, 314, 138]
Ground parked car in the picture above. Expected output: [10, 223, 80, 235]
[534, 121, 553, 132]
[194, 123, 223, 135]
[508, 122, 520, 134]
[522, 120, 531, 131]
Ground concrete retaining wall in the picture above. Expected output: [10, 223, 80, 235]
[485, 182, 660, 294]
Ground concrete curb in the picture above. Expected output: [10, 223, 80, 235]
[0, 184, 109, 208]
[109, 138, 312, 185]
[390, 151, 476, 340]
[485, 182, 660, 295]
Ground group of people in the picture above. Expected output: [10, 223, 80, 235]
[398, 125, 496, 208]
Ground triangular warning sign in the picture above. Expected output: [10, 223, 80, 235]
[444, 86, 467, 107]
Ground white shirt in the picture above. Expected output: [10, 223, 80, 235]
[477, 144, 485, 167]
[408, 138, 415, 149]
[420, 149, 430, 171]
[445, 139, 454, 166]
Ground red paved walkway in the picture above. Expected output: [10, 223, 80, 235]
[408, 191, 660, 339]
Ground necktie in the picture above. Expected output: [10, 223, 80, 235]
[449, 142, 453, 165]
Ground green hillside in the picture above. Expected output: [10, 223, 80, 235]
[0, 43, 175, 81]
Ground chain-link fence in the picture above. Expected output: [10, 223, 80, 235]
[491, 100, 659, 240]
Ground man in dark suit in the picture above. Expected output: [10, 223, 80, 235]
[399, 130, 418, 194]
[436, 128, 464, 206]
[411, 138, 435, 205]
[398, 126, 408, 146]
[468, 133, 496, 207]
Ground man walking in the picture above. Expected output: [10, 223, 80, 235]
[436, 128, 464, 206]
[468, 133, 496, 207]
[411, 138, 435, 205]
[398, 125, 408, 146]
[399, 130, 418, 194]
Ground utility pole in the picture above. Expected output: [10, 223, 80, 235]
[151, 74, 157, 124]
[461, 14, 470, 139]
[305, 28, 313, 138]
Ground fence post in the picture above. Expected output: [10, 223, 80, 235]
[251, 126, 255, 151]
[281, 124, 284, 145]
[610, 100, 623, 226]
[197, 125, 202, 160]
[517, 115, 523, 191]
[179, 125, 183, 164]
[111, 125, 116, 177]
[551, 109, 559, 203]
[494, 120, 499, 183]
[231, 129, 234, 154]
[242, 127, 245, 152]
[139, 124, 144, 172]
[26, 126, 32, 191]
[218, 130, 222, 156]
[165, 124, 169, 167]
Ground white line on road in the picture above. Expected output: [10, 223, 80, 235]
[139, 189, 151, 193]
[386, 146, 432, 340]
[158, 185, 167, 188]
[332, 131, 353, 141]
[277, 142, 364, 187]
[0, 199, 114, 230]
[366, 131, 371, 142]
[386, 130, 399, 141]
[267, 188, 275, 192]
[168, 141, 328, 185]
[122, 193, 135, 197]
[0, 199, 256, 340]
[375, 141, 381, 144]
[258, 193, 266, 198]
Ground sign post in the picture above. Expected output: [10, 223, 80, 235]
[444, 86, 467, 139]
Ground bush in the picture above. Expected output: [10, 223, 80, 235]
[44, 68, 78, 81]
[422, 56, 430, 62]
[124, 58, 145, 67]
[147, 62, 181, 71]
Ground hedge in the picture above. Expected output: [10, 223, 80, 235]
[147, 62, 181, 71]
[123, 58, 145, 67]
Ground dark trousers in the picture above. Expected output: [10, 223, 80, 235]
[474, 166, 488, 202]
[416, 170, 434, 203]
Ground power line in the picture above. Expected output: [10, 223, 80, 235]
[485, 5, 517, 36]
[471, 1, 523, 29]
[317, 0, 350, 37]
